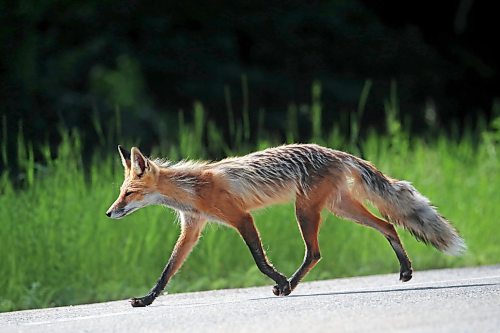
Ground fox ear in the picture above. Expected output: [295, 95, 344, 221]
[118, 145, 131, 170]
[130, 147, 149, 176]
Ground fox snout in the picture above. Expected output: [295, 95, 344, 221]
[105, 205, 127, 219]
[106, 197, 149, 219]
[105, 207, 118, 218]
[105, 201, 126, 219]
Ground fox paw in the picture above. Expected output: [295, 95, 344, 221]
[272, 280, 292, 296]
[400, 269, 413, 282]
[130, 295, 154, 307]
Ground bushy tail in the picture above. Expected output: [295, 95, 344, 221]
[349, 158, 466, 255]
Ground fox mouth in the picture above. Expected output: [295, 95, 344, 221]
[114, 209, 130, 219]
[113, 211, 127, 219]
[109, 207, 140, 219]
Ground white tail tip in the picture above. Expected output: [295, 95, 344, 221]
[443, 237, 467, 256]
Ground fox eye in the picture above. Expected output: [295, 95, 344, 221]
[125, 191, 134, 197]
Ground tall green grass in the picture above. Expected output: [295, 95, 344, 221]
[1, 93, 499, 312]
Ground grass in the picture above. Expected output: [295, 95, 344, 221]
[1, 92, 499, 312]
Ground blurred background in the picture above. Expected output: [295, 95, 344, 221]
[1, 0, 498, 159]
[0, 0, 499, 312]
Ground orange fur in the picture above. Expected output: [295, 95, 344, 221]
[105, 143, 464, 307]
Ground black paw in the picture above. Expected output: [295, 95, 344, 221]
[130, 295, 154, 307]
[400, 269, 413, 282]
[272, 280, 292, 296]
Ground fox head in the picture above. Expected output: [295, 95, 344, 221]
[105, 145, 161, 219]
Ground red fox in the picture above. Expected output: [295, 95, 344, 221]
[106, 144, 466, 307]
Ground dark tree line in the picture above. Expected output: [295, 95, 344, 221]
[0, 0, 498, 157]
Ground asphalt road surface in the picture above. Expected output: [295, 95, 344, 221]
[1, 265, 499, 332]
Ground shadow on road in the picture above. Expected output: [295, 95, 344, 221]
[131, 281, 499, 309]
[249, 282, 499, 301]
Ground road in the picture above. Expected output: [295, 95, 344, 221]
[1, 265, 499, 332]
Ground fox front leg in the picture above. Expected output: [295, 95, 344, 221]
[130, 213, 206, 307]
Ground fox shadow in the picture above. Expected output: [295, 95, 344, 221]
[248, 282, 499, 301]
[147, 281, 498, 309]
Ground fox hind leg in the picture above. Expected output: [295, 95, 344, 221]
[329, 193, 413, 282]
[289, 203, 322, 291]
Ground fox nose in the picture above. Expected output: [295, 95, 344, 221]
[105, 211, 112, 217]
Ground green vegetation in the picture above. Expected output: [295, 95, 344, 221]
[1, 96, 499, 313]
